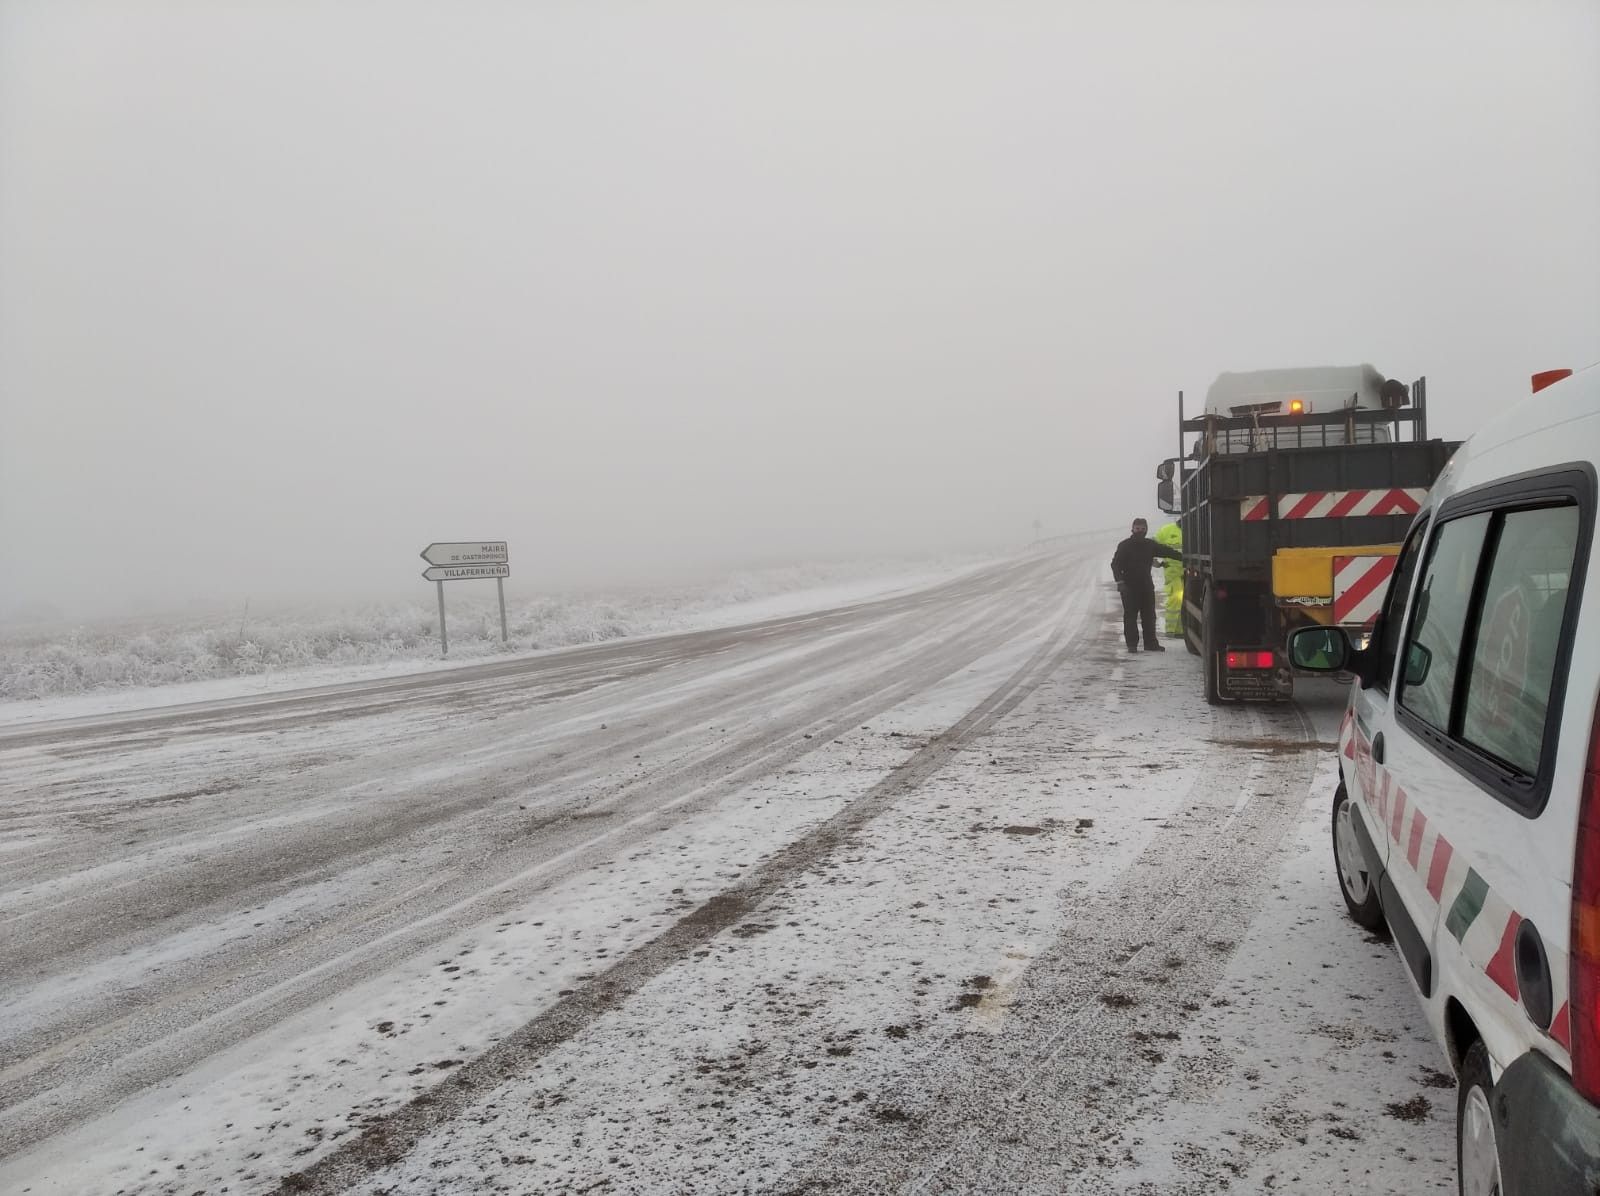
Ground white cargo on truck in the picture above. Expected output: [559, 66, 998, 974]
[1205, 363, 1398, 453]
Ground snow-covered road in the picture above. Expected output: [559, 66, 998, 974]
[0, 549, 1455, 1194]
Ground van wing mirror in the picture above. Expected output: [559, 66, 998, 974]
[1403, 643, 1432, 688]
[1287, 626, 1352, 673]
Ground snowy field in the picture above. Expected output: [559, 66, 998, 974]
[0, 554, 992, 721]
[0, 550, 1456, 1194]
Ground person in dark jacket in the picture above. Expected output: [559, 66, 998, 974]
[1111, 517, 1183, 652]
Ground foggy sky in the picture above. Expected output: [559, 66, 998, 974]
[2, 0, 1597, 617]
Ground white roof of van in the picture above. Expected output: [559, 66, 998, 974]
[1430, 363, 1599, 502]
[1205, 364, 1388, 414]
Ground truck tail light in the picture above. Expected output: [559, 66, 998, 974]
[1571, 694, 1600, 1100]
[1225, 650, 1275, 670]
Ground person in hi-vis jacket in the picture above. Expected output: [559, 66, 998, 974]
[1155, 522, 1184, 637]
[1110, 517, 1183, 652]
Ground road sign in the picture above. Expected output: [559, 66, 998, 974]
[420, 542, 508, 566]
[422, 564, 509, 582]
[420, 540, 511, 656]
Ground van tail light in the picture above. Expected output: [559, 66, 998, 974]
[1225, 650, 1275, 670]
[1533, 369, 1573, 394]
[1571, 694, 1600, 1101]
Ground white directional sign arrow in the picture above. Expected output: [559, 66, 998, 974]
[422, 563, 509, 582]
[420, 541, 508, 566]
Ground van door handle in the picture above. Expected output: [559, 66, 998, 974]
[1373, 733, 1386, 765]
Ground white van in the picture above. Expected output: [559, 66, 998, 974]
[1288, 364, 1599, 1194]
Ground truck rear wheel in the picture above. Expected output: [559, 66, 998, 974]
[1202, 588, 1224, 705]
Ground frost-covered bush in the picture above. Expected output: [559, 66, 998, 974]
[0, 553, 989, 700]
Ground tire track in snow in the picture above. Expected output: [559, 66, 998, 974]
[777, 675, 1324, 1194]
[0, 559, 1056, 908]
[262, 569, 1105, 1195]
[0, 562, 1035, 893]
[0, 565, 1020, 937]
[0, 553, 1090, 1165]
[1, 561, 1058, 1102]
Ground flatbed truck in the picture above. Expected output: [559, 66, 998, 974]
[1156, 364, 1460, 704]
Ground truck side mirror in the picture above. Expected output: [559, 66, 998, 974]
[1156, 478, 1177, 514]
[1156, 458, 1180, 513]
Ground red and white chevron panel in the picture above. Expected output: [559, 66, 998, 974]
[1332, 555, 1397, 626]
[1239, 488, 1426, 522]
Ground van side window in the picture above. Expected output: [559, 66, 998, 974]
[1374, 522, 1428, 693]
[1460, 504, 1580, 776]
[1397, 512, 1492, 733]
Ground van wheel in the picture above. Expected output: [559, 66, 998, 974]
[1332, 783, 1386, 934]
[1457, 1041, 1501, 1196]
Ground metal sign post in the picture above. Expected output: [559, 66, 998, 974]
[436, 579, 448, 657]
[420, 543, 510, 658]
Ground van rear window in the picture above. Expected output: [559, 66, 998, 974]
[1393, 466, 1594, 816]
[1460, 505, 1580, 775]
